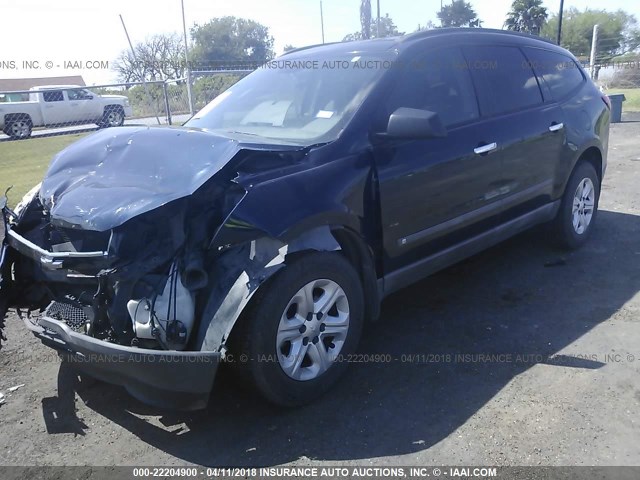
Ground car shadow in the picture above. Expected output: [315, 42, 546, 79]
[49, 209, 640, 465]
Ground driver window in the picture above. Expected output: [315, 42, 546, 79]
[67, 89, 92, 100]
[385, 46, 479, 128]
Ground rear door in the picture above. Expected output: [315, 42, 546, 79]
[462, 45, 566, 217]
[40, 90, 69, 126]
[374, 46, 505, 272]
[523, 47, 589, 184]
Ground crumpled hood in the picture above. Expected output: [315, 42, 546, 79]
[39, 126, 294, 232]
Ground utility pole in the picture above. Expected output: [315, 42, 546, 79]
[181, 0, 194, 115]
[589, 24, 599, 80]
[119, 14, 161, 125]
[320, 1, 325, 44]
[556, 0, 565, 45]
[376, 0, 381, 38]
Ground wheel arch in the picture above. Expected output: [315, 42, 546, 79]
[556, 143, 604, 199]
[4, 112, 33, 125]
[210, 206, 381, 321]
[104, 104, 125, 113]
[194, 223, 380, 354]
[577, 146, 603, 184]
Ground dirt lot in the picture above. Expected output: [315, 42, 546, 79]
[1, 121, 639, 468]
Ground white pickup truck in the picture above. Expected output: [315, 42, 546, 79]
[0, 85, 133, 139]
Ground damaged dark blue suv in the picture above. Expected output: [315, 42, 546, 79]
[0, 29, 609, 409]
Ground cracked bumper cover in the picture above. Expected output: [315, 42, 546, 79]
[23, 314, 221, 410]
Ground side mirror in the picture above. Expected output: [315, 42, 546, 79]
[385, 107, 447, 139]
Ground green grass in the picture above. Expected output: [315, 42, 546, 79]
[0, 133, 87, 207]
[606, 88, 640, 112]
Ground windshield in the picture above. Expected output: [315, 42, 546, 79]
[185, 54, 390, 144]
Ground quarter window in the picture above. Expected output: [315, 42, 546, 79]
[524, 48, 585, 101]
[463, 46, 543, 116]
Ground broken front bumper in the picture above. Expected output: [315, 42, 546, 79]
[2, 215, 220, 410]
[23, 313, 220, 410]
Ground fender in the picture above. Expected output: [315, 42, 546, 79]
[553, 141, 605, 200]
[195, 227, 342, 353]
[209, 151, 374, 251]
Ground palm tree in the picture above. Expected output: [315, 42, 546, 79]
[360, 0, 372, 39]
[504, 0, 548, 35]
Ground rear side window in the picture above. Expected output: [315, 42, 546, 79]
[463, 45, 543, 117]
[523, 48, 585, 101]
[385, 46, 479, 127]
[42, 90, 64, 102]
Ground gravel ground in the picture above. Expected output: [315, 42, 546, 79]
[0, 121, 639, 469]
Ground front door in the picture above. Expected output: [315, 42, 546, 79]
[374, 46, 504, 272]
[66, 88, 102, 124]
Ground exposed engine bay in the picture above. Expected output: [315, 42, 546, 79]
[0, 126, 342, 354]
[0, 125, 379, 409]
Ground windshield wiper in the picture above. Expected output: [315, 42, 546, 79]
[227, 130, 263, 137]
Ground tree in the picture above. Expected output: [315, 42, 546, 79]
[541, 8, 640, 61]
[343, 14, 403, 41]
[283, 44, 297, 53]
[361, 0, 372, 40]
[113, 33, 185, 83]
[609, 53, 640, 87]
[437, 0, 482, 28]
[190, 16, 275, 67]
[504, 0, 548, 35]
[415, 21, 437, 32]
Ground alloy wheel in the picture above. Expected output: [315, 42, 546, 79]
[572, 177, 595, 235]
[10, 121, 30, 138]
[276, 279, 350, 381]
[106, 111, 123, 127]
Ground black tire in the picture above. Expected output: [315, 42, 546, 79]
[228, 252, 364, 407]
[5, 115, 32, 139]
[552, 161, 600, 250]
[100, 106, 125, 128]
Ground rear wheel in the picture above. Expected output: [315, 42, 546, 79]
[5, 115, 32, 139]
[553, 161, 600, 249]
[229, 252, 364, 407]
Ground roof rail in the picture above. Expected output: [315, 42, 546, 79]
[400, 27, 558, 46]
[280, 42, 342, 56]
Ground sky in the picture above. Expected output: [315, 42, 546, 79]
[0, 0, 639, 86]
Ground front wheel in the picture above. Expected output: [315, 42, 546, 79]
[100, 107, 125, 128]
[229, 252, 364, 407]
[552, 161, 600, 249]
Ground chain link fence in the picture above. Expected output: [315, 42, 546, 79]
[0, 68, 254, 141]
[2, 50, 639, 142]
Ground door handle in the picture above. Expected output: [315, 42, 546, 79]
[549, 122, 564, 132]
[474, 142, 497, 155]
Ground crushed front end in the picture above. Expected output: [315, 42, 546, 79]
[1, 188, 221, 410]
[0, 126, 310, 410]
